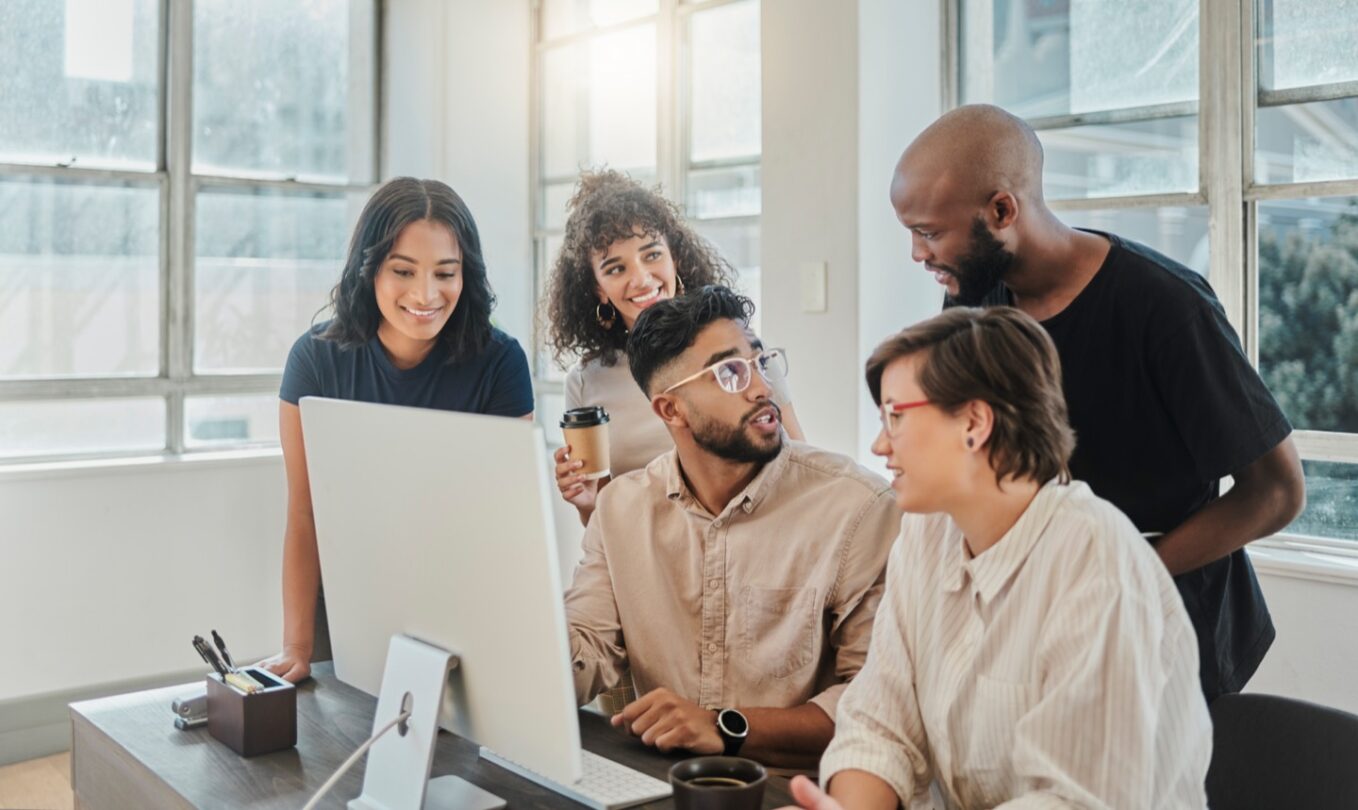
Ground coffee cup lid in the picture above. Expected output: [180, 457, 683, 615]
[560, 406, 610, 428]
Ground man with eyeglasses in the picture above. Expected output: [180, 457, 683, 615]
[563, 285, 901, 768]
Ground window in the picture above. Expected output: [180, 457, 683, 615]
[0, 0, 377, 462]
[532, 0, 763, 406]
[956, 0, 1358, 545]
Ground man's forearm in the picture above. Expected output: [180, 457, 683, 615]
[735, 703, 835, 769]
[1155, 441, 1305, 576]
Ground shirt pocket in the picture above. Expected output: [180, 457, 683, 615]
[739, 586, 818, 680]
[959, 674, 1035, 805]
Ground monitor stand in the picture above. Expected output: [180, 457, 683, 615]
[349, 634, 506, 810]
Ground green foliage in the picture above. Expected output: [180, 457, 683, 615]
[1258, 202, 1358, 434]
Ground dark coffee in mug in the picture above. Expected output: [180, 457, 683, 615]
[686, 777, 749, 787]
[669, 756, 767, 810]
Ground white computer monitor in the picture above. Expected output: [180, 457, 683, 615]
[300, 397, 582, 788]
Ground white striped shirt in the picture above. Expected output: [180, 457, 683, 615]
[820, 480, 1212, 809]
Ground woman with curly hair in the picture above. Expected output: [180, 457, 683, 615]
[261, 177, 534, 683]
[544, 169, 804, 527]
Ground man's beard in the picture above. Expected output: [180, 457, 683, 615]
[944, 217, 1015, 306]
[689, 401, 783, 464]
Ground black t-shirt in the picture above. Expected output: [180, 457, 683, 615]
[280, 321, 534, 417]
[961, 231, 1292, 700]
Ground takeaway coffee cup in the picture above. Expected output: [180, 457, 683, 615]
[560, 406, 611, 480]
[669, 757, 767, 810]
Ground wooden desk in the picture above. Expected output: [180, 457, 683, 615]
[70, 663, 794, 810]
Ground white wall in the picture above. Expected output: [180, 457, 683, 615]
[0, 455, 286, 702]
[1249, 567, 1358, 715]
[761, 0, 944, 462]
[854, 0, 946, 463]
[762, 0, 863, 456]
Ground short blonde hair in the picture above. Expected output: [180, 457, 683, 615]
[865, 306, 1075, 485]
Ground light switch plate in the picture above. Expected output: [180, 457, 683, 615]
[800, 261, 827, 312]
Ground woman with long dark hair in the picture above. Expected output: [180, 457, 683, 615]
[261, 177, 533, 683]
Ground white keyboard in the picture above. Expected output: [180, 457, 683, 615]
[479, 746, 673, 810]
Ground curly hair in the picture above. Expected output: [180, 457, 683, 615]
[541, 169, 735, 367]
[320, 177, 496, 363]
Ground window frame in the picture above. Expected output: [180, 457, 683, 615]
[947, 0, 1358, 550]
[529, 0, 762, 408]
[0, 0, 381, 464]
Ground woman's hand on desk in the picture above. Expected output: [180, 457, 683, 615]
[258, 644, 312, 683]
[553, 445, 600, 524]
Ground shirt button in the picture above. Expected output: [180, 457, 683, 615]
[709, 579, 721, 590]
[713, 519, 723, 528]
[707, 642, 718, 653]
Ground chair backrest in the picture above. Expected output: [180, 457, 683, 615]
[1206, 693, 1358, 810]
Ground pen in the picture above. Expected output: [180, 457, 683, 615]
[211, 630, 237, 673]
[192, 635, 229, 678]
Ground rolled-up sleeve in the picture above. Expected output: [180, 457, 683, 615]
[563, 507, 627, 705]
[807, 488, 901, 720]
[819, 537, 932, 805]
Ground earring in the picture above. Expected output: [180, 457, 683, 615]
[966, 437, 975, 449]
[675, 275, 687, 296]
[595, 301, 617, 331]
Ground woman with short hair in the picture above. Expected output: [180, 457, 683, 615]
[788, 306, 1211, 810]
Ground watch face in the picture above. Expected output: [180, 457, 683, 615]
[718, 709, 749, 737]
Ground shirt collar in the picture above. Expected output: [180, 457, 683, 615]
[941, 479, 1073, 605]
[663, 443, 792, 519]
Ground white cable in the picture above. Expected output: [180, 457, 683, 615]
[301, 709, 412, 810]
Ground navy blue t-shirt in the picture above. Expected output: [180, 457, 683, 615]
[279, 321, 534, 417]
[956, 231, 1292, 700]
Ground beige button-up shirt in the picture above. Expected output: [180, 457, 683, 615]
[820, 480, 1212, 809]
[564, 441, 901, 718]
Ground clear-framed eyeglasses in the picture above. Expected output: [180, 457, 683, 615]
[879, 399, 931, 437]
[662, 348, 789, 395]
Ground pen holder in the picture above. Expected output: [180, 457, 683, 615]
[205, 667, 297, 757]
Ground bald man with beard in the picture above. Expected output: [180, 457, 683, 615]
[889, 104, 1305, 703]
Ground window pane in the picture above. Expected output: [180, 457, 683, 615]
[185, 394, 280, 448]
[1255, 98, 1358, 185]
[193, 0, 376, 182]
[543, 182, 574, 230]
[0, 0, 158, 170]
[693, 219, 761, 334]
[960, 0, 1198, 118]
[1286, 461, 1358, 542]
[1258, 196, 1358, 434]
[687, 165, 760, 219]
[538, 391, 567, 446]
[0, 177, 159, 379]
[1040, 116, 1198, 200]
[1257, 0, 1358, 92]
[537, 234, 571, 383]
[0, 397, 164, 459]
[690, 0, 760, 163]
[1060, 206, 1209, 275]
[195, 187, 356, 373]
[542, 0, 657, 41]
[541, 26, 657, 178]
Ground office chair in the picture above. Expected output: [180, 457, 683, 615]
[1206, 692, 1358, 809]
